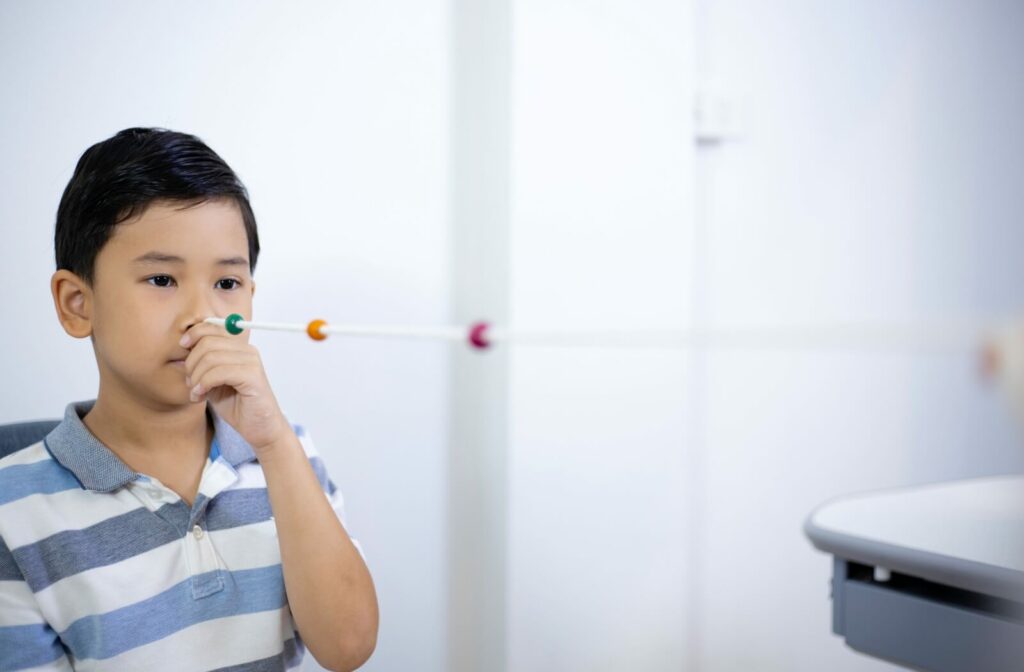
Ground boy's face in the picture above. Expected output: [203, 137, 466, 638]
[84, 199, 255, 409]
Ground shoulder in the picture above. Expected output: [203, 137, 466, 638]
[0, 440, 76, 503]
[282, 418, 336, 497]
[0, 438, 53, 470]
[0, 440, 83, 556]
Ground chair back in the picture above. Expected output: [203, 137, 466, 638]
[0, 420, 61, 460]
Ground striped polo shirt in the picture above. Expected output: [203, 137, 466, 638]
[0, 399, 361, 671]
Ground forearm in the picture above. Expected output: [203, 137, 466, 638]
[258, 433, 378, 672]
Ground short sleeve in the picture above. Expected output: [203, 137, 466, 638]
[290, 422, 367, 563]
[0, 535, 73, 671]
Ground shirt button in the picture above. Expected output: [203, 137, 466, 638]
[192, 525, 204, 540]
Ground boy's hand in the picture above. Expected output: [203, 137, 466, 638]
[179, 321, 293, 455]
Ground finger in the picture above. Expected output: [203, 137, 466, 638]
[182, 335, 248, 384]
[191, 363, 261, 402]
[188, 346, 260, 389]
[183, 333, 256, 373]
[180, 316, 250, 348]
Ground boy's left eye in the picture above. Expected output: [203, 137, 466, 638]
[146, 276, 241, 290]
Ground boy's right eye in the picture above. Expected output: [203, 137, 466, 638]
[147, 275, 175, 288]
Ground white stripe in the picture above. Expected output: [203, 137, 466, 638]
[230, 462, 269, 490]
[0, 461, 251, 552]
[0, 442, 52, 468]
[34, 538, 184, 633]
[0, 488, 149, 549]
[350, 538, 367, 564]
[70, 605, 297, 671]
[0, 579, 46, 627]
[197, 459, 241, 499]
[228, 450, 328, 491]
[35, 520, 283, 633]
[297, 431, 317, 458]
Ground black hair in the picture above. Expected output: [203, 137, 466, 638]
[55, 127, 259, 285]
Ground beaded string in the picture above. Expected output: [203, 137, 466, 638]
[204, 314, 995, 353]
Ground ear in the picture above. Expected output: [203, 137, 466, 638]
[250, 279, 256, 299]
[51, 269, 93, 338]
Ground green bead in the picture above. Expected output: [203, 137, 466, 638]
[224, 313, 245, 335]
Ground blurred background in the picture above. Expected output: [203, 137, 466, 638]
[1, 1, 1022, 670]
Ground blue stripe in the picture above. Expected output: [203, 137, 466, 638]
[308, 456, 330, 494]
[0, 459, 81, 506]
[0, 622, 66, 670]
[61, 564, 286, 660]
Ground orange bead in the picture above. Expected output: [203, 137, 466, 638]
[307, 319, 328, 341]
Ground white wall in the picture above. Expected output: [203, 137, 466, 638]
[693, 1, 1024, 670]
[506, 1, 697, 670]
[492, 1, 1024, 670]
[0, 3, 449, 671]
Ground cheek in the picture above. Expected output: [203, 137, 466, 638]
[94, 296, 172, 355]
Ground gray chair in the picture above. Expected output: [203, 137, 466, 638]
[0, 420, 61, 460]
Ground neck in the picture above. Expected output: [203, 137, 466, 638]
[83, 381, 213, 465]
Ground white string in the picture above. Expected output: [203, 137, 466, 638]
[203, 317, 993, 353]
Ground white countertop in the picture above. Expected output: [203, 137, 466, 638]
[806, 475, 1024, 599]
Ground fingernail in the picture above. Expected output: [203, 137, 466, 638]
[192, 383, 203, 396]
[179, 334, 190, 347]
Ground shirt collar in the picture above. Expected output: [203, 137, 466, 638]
[44, 399, 257, 492]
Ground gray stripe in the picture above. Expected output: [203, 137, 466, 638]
[157, 499, 192, 534]
[14, 505, 182, 592]
[13, 488, 276, 592]
[189, 493, 211, 528]
[206, 488, 273, 532]
[206, 636, 304, 672]
[0, 535, 20, 581]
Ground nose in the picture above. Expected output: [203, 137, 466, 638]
[184, 315, 207, 332]
[181, 287, 219, 333]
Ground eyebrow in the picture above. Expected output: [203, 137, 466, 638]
[131, 251, 249, 268]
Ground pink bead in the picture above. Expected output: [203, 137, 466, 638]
[468, 322, 491, 349]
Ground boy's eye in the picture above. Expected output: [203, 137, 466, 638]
[146, 276, 241, 290]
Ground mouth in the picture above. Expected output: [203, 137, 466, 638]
[169, 359, 187, 367]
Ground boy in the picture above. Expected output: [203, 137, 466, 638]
[0, 128, 378, 671]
